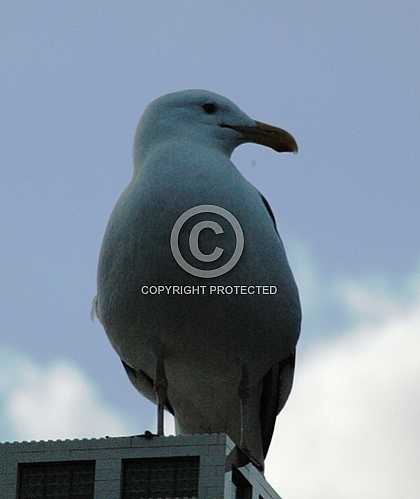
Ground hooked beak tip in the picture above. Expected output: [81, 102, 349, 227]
[220, 120, 298, 155]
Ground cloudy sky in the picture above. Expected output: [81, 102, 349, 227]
[1, 1, 419, 497]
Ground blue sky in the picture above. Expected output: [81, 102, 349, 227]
[1, 1, 419, 497]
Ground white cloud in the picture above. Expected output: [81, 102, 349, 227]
[0, 352, 133, 441]
[266, 269, 420, 498]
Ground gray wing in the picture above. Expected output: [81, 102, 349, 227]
[258, 193, 297, 456]
[121, 360, 175, 415]
[259, 192, 279, 236]
[260, 352, 296, 458]
[260, 193, 295, 457]
[91, 297, 175, 414]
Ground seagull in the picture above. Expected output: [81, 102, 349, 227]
[94, 89, 301, 471]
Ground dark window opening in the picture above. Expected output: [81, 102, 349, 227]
[122, 456, 199, 499]
[18, 460, 95, 499]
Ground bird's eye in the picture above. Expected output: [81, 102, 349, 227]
[202, 103, 217, 114]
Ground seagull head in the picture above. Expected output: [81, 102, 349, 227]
[134, 89, 298, 164]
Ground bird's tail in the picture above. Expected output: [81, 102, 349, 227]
[225, 445, 264, 473]
[90, 295, 99, 322]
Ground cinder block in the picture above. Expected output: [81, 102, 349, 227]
[94, 478, 121, 499]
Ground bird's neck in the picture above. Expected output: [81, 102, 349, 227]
[133, 136, 236, 177]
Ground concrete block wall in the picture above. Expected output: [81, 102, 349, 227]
[0, 433, 281, 499]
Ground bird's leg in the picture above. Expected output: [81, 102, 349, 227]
[154, 353, 168, 436]
[238, 364, 250, 453]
